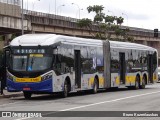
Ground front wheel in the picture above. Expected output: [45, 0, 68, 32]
[23, 91, 32, 99]
[61, 81, 69, 98]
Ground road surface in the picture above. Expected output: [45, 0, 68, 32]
[0, 83, 160, 120]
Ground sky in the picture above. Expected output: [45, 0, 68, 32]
[23, 0, 160, 30]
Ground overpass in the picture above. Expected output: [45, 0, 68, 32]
[0, 1, 160, 61]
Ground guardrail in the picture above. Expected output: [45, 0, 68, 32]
[23, 9, 159, 38]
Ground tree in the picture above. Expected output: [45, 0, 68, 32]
[77, 5, 133, 41]
[87, 5, 104, 14]
[77, 18, 95, 37]
[0, 36, 3, 41]
[116, 16, 124, 25]
[77, 18, 92, 28]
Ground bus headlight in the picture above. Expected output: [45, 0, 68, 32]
[7, 73, 15, 81]
[41, 73, 52, 81]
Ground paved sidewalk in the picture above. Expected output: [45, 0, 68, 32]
[0, 89, 23, 98]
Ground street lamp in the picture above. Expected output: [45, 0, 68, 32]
[32, 0, 40, 11]
[57, 4, 65, 15]
[76, 8, 83, 19]
[71, 3, 80, 19]
[55, 0, 56, 15]
[21, 0, 24, 35]
[122, 12, 128, 26]
[22, 0, 40, 35]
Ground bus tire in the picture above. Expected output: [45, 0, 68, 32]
[134, 76, 140, 90]
[92, 78, 98, 94]
[23, 91, 32, 99]
[128, 86, 133, 90]
[61, 80, 69, 98]
[140, 76, 146, 89]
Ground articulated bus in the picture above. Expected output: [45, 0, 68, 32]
[5, 34, 158, 99]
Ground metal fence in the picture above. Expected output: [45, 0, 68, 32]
[24, 10, 157, 38]
[23, 10, 78, 22]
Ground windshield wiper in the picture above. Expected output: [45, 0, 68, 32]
[30, 57, 35, 68]
[21, 58, 24, 69]
[28, 57, 35, 71]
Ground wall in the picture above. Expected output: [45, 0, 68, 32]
[0, 0, 21, 17]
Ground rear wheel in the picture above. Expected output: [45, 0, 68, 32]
[128, 86, 133, 90]
[140, 76, 146, 89]
[23, 91, 32, 99]
[92, 78, 98, 94]
[134, 76, 140, 90]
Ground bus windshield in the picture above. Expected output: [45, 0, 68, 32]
[12, 54, 52, 71]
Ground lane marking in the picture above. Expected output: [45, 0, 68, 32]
[15, 90, 160, 120]
[0, 101, 21, 107]
[59, 90, 160, 111]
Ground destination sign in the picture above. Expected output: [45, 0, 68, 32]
[13, 49, 46, 54]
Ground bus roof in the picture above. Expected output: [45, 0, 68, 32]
[109, 41, 156, 51]
[10, 34, 156, 51]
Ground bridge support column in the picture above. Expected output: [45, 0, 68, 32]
[31, 29, 35, 34]
[4, 34, 12, 46]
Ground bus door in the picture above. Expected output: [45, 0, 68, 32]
[74, 50, 81, 88]
[148, 54, 153, 83]
[119, 53, 126, 84]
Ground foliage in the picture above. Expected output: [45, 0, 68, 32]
[87, 5, 104, 14]
[77, 5, 133, 41]
[11, 34, 17, 40]
[77, 18, 92, 28]
[0, 50, 3, 54]
[0, 34, 17, 41]
[116, 16, 124, 25]
[104, 15, 115, 23]
[0, 36, 3, 41]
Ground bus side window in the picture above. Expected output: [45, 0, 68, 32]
[153, 52, 157, 71]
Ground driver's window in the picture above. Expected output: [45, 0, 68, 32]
[5, 50, 11, 68]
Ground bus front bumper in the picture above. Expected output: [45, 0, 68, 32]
[7, 79, 53, 93]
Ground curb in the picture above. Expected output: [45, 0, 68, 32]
[0, 93, 23, 98]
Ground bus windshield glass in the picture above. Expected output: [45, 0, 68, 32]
[13, 55, 27, 71]
[12, 54, 52, 71]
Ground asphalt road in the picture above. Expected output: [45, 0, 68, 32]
[1, 83, 160, 120]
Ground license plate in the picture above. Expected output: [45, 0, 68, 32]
[23, 87, 31, 90]
[16, 77, 41, 82]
